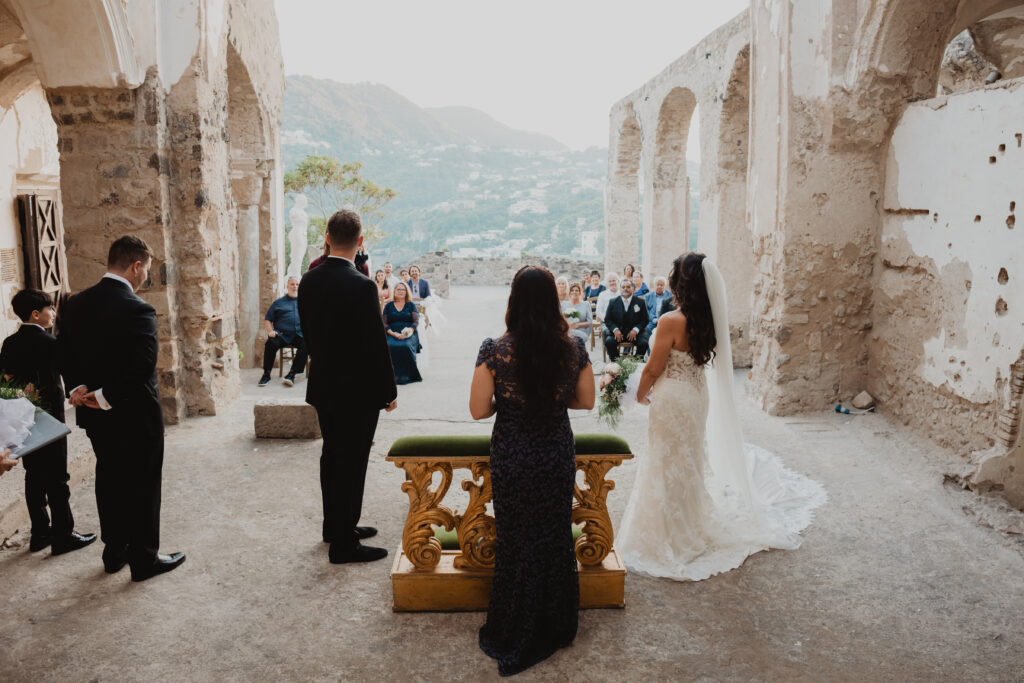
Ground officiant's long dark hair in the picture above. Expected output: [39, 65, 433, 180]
[669, 252, 716, 366]
[506, 266, 576, 417]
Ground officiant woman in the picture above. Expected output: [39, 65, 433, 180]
[382, 282, 421, 385]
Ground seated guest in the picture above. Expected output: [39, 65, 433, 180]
[562, 283, 593, 343]
[632, 271, 649, 297]
[384, 262, 401, 288]
[259, 276, 308, 387]
[580, 268, 591, 292]
[623, 263, 635, 280]
[555, 276, 569, 303]
[383, 283, 422, 385]
[407, 265, 431, 300]
[603, 278, 649, 360]
[0, 289, 96, 555]
[0, 447, 16, 477]
[307, 242, 328, 271]
[595, 273, 620, 322]
[374, 269, 392, 305]
[645, 276, 672, 334]
[585, 270, 605, 300]
[399, 268, 410, 285]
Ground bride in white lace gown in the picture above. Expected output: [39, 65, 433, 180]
[616, 253, 826, 581]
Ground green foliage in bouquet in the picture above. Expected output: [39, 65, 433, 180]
[0, 376, 45, 409]
[563, 309, 580, 320]
[597, 355, 643, 429]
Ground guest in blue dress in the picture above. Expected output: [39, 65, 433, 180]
[584, 271, 605, 300]
[382, 282, 422, 385]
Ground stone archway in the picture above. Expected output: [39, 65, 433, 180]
[227, 41, 271, 369]
[712, 45, 752, 366]
[604, 102, 642, 277]
[646, 87, 696, 280]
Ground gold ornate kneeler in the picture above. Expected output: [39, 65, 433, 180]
[386, 435, 633, 612]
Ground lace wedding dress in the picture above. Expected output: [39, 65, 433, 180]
[616, 261, 827, 582]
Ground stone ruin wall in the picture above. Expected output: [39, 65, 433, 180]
[412, 251, 603, 292]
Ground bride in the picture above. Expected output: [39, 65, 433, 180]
[616, 252, 826, 581]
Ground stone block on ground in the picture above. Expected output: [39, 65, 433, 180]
[254, 399, 321, 439]
[852, 391, 876, 410]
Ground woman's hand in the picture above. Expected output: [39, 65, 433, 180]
[638, 394, 651, 406]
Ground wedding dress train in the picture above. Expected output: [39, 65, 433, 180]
[617, 260, 826, 581]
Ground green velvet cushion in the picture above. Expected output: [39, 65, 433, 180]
[432, 524, 584, 550]
[387, 433, 631, 458]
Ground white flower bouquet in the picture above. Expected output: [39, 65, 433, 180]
[563, 309, 580, 320]
[401, 327, 414, 339]
[597, 356, 643, 428]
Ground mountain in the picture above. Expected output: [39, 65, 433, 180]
[424, 106, 566, 151]
[281, 75, 612, 264]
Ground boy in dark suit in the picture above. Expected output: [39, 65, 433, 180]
[0, 289, 95, 555]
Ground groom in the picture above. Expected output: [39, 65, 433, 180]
[298, 209, 397, 564]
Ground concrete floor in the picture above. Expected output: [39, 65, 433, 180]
[2, 286, 1023, 681]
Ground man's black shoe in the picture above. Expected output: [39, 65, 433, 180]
[28, 534, 52, 552]
[102, 545, 128, 573]
[51, 531, 97, 555]
[258, 374, 271, 387]
[130, 552, 186, 582]
[329, 543, 388, 564]
[355, 526, 378, 540]
[282, 374, 295, 387]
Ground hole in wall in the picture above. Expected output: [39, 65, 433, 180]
[996, 297, 1008, 316]
[1012, 202, 1017, 212]
[1017, 133, 1022, 147]
[974, 215, 982, 222]
[999, 143, 1006, 153]
[933, 213, 939, 222]
[998, 267, 1009, 285]
[966, 280, 972, 291]
[1009, 215, 1016, 229]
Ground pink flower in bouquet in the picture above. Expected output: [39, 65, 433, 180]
[599, 373, 612, 389]
[604, 362, 622, 376]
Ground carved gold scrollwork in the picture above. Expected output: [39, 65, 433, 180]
[453, 461, 497, 571]
[397, 462, 456, 570]
[571, 458, 623, 566]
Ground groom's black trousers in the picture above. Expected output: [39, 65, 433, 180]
[315, 403, 379, 550]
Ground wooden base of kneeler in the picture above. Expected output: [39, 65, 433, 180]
[390, 547, 627, 612]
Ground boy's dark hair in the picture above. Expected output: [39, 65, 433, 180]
[326, 209, 362, 251]
[12, 289, 53, 322]
[108, 235, 152, 270]
[590, 270, 600, 277]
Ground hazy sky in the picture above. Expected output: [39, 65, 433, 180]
[273, 0, 749, 153]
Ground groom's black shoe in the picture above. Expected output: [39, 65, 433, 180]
[51, 531, 97, 556]
[130, 552, 186, 582]
[329, 542, 388, 564]
[323, 526, 378, 542]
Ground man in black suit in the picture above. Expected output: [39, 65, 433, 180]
[59, 236, 185, 581]
[298, 209, 397, 564]
[603, 278, 650, 360]
[0, 289, 95, 555]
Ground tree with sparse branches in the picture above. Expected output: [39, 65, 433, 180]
[283, 155, 397, 246]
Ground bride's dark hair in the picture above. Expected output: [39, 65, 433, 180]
[505, 265, 577, 418]
[669, 252, 716, 366]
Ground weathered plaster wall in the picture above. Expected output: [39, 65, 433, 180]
[873, 79, 1024, 451]
[413, 251, 602, 290]
[0, 83, 57, 338]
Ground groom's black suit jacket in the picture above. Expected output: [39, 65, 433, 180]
[298, 257, 396, 411]
[603, 295, 650, 338]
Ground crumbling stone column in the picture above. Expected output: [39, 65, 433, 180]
[47, 72, 187, 424]
[232, 167, 263, 368]
[604, 104, 642, 276]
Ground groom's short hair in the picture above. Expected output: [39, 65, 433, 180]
[327, 209, 361, 250]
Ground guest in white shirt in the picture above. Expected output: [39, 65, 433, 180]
[384, 262, 401, 289]
[595, 273, 620, 322]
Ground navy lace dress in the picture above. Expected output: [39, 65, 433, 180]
[475, 334, 590, 676]
[383, 301, 422, 385]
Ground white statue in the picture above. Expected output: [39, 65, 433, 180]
[288, 194, 309, 278]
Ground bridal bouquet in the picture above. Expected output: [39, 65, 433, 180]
[597, 356, 643, 428]
[563, 309, 580, 320]
[400, 327, 414, 339]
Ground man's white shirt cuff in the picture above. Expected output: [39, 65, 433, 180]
[94, 388, 112, 410]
